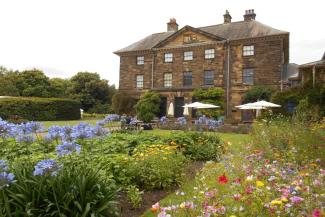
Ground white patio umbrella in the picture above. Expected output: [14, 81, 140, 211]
[167, 102, 174, 116]
[183, 103, 189, 116]
[248, 100, 281, 109]
[196, 103, 220, 109]
[184, 102, 220, 109]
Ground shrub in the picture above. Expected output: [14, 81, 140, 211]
[112, 91, 137, 115]
[243, 85, 273, 102]
[192, 87, 224, 119]
[0, 162, 119, 216]
[135, 91, 161, 123]
[0, 97, 81, 121]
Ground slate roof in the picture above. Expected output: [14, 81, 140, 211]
[115, 20, 288, 54]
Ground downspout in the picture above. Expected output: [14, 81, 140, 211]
[226, 40, 231, 118]
[151, 50, 155, 89]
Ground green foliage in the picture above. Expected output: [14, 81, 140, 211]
[126, 185, 143, 208]
[112, 91, 137, 115]
[49, 78, 71, 98]
[87, 103, 113, 114]
[68, 72, 116, 112]
[0, 163, 119, 216]
[252, 116, 325, 163]
[272, 83, 325, 117]
[0, 97, 81, 121]
[192, 87, 224, 118]
[243, 85, 273, 102]
[135, 91, 161, 122]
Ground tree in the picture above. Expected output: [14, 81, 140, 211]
[16, 69, 52, 97]
[112, 91, 137, 115]
[192, 87, 224, 119]
[243, 85, 273, 103]
[68, 72, 116, 112]
[49, 78, 71, 98]
[135, 91, 161, 122]
[0, 67, 20, 96]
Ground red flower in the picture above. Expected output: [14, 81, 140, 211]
[218, 174, 228, 184]
[233, 178, 241, 184]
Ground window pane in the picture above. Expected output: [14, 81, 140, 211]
[164, 73, 172, 87]
[183, 72, 192, 86]
[137, 56, 144, 65]
[165, 53, 173, 62]
[243, 45, 254, 56]
[204, 70, 214, 85]
[136, 75, 144, 88]
[243, 69, 254, 85]
[184, 51, 193, 61]
[205, 49, 215, 59]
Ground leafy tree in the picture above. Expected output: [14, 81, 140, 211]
[0, 67, 20, 96]
[112, 91, 137, 115]
[192, 87, 224, 119]
[49, 78, 71, 98]
[68, 72, 116, 112]
[135, 91, 161, 122]
[16, 69, 52, 97]
[243, 85, 273, 103]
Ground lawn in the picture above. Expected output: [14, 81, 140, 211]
[40, 119, 120, 129]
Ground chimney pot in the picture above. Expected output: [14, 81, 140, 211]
[223, 10, 232, 24]
[244, 9, 256, 21]
[167, 18, 178, 32]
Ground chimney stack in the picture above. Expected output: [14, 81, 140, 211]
[244, 9, 256, 21]
[223, 10, 232, 24]
[167, 18, 178, 32]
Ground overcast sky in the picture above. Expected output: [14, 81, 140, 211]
[0, 0, 324, 87]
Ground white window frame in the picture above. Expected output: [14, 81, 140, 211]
[137, 56, 144, 65]
[205, 49, 215, 59]
[184, 51, 193, 61]
[243, 68, 254, 85]
[164, 53, 173, 63]
[136, 75, 144, 88]
[164, 73, 172, 88]
[243, 45, 254, 56]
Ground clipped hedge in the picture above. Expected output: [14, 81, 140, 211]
[0, 97, 81, 121]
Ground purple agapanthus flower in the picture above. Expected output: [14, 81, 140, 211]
[0, 120, 17, 139]
[16, 134, 35, 143]
[0, 160, 9, 172]
[96, 114, 120, 126]
[71, 123, 95, 139]
[0, 172, 15, 189]
[25, 121, 45, 133]
[56, 141, 81, 157]
[176, 117, 187, 125]
[47, 125, 63, 141]
[129, 117, 138, 125]
[160, 116, 168, 125]
[33, 159, 60, 176]
[59, 126, 73, 141]
[93, 125, 109, 137]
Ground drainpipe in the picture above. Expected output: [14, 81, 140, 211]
[312, 65, 316, 88]
[226, 40, 231, 118]
[151, 50, 155, 89]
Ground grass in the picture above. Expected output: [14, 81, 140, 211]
[141, 131, 251, 217]
[40, 119, 120, 129]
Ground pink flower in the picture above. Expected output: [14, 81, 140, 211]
[233, 194, 242, 201]
[312, 209, 321, 217]
[289, 196, 304, 204]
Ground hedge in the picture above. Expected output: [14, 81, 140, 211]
[0, 97, 81, 121]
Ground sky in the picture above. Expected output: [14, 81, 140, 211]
[0, 0, 324, 87]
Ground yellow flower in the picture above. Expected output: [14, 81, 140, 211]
[180, 202, 185, 209]
[229, 215, 237, 217]
[270, 199, 282, 206]
[281, 197, 288, 202]
[256, 181, 264, 187]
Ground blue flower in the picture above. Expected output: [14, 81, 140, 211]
[0, 172, 15, 189]
[176, 117, 187, 125]
[25, 121, 45, 133]
[0, 120, 17, 139]
[0, 160, 9, 172]
[93, 125, 109, 137]
[71, 123, 95, 139]
[47, 126, 63, 141]
[59, 126, 73, 141]
[96, 114, 120, 126]
[129, 117, 138, 125]
[160, 116, 168, 125]
[56, 141, 81, 157]
[33, 159, 60, 176]
[16, 134, 35, 143]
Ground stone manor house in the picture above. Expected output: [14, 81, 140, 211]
[114, 9, 289, 122]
